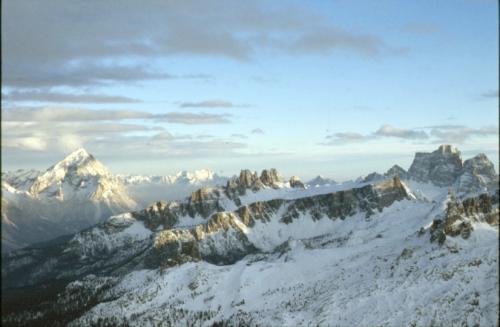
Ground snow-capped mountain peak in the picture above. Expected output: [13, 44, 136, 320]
[2, 149, 138, 252]
[51, 147, 109, 177]
[62, 147, 92, 163]
[29, 148, 111, 196]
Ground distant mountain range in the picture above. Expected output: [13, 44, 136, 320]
[2, 150, 231, 252]
[1, 145, 498, 326]
[0, 149, 358, 253]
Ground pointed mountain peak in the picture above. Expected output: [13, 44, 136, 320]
[29, 148, 111, 195]
[385, 164, 408, 179]
[60, 148, 94, 166]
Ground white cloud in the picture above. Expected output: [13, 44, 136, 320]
[323, 124, 497, 146]
[3, 136, 48, 151]
[178, 100, 245, 108]
[158, 113, 231, 125]
[375, 124, 428, 139]
[3, 90, 141, 103]
[3, 107, 152, 122]
[429, 125, 499, 144]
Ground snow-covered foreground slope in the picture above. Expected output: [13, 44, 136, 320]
[72, 199, 498, 327]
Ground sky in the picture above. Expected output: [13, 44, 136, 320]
[1, 0, 498, 181]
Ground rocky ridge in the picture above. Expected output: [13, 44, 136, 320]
[1, 145, 498, 327]
[1, 177, 410, 289]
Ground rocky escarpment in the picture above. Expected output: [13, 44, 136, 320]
[132, 187, 225, 231]
[145, 177, 410, 269]
[407, 145, 498, 194]
[408, 145, 463, 186]
[145, 212, 259, 269]
[3, 176, 411, 288]
[429, 192, 499, 244]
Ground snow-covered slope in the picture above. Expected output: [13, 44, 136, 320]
[2, 169, 41, 191]
[1, 145, 498, 327]
[71, 198, 498, 327]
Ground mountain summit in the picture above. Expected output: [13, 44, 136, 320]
[407, 144, 497, 191]
[2, 148, 137, 252]
[29, 148, 110, 196]
[408, 144, 463, 186]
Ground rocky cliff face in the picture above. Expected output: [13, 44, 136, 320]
[131, 188, 225, 231]
[429, 192, 498, 244]
[142, 177, 410, 271]
[2, 177, 410, 290]
[408, 145, 463, 186]
[456, 154, 499, 193]
[407, 145, 498, 194]
[224, 168, 285, 203]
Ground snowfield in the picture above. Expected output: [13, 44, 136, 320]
[71, 196, 498, 327]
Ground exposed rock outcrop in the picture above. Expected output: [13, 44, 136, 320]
[224, 169, 284, 201]
[408, 145, 463, 186]
[145, 177, 409, 269]
[430, 192, 499, 244]
[456, 154, 499, 193]
[145, 212, 258, 268]
[132, 188, 224, 231]
[260, 168, 281, 187]
[289, 176, 305, 189]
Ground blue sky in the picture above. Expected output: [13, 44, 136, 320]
[1, 0, 498, 180]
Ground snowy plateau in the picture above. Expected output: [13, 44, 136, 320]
[1, 144, 499, 327]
